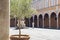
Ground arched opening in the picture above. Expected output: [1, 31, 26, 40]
[58, 13, 60, 29]
[34, 15, 37, 28]
[44, 13, 49, 28]
[10, 17, 18, 27]
[51, 12, 57, 29]
[24, 17, 29, 27]
[39, 14, 43, 28]
[30, 16, 33, 27]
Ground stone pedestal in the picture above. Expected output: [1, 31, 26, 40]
[0, 0, 9, 40]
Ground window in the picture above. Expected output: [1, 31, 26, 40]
[39, 0, 45, 9]
[45, 0, 49, 8]
[50, 0, 56, 6]
[55, 0, 58, 5]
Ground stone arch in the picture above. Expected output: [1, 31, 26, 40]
[58, 13, 60, 29]
[34, 15, 37, 28]
[44, 13, 49, 28]
[10, 18, 15, 27]
[39, 14, 43, 28]
[30, 16, 33, 27]
[24, 17, 29, 27]
[50, 12, 57, 29]
[10, 17, 18, 27]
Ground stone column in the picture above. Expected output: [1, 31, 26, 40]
[49, 15, 51, 28]
[56, 0, 58, 29]
[57, 16, 58, 29]
[32, 15, 34, 28]
[0, 0, 9, 40]
[37, 15, 39, 28]
[43, 15, 44, 28]
[14, 15, 16, 27]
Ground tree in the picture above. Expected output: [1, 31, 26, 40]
[10, 0, 36, 37]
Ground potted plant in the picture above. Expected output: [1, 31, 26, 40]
[10, 0, 36, 40]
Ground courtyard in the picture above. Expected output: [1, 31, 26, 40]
[10, 27, 60, 40]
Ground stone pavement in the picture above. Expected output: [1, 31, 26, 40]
[10, 27, 60, 40]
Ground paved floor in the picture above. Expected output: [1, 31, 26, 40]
[10, 27, 60, 40]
